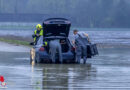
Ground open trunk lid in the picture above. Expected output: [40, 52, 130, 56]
[43, 18, 71, 37]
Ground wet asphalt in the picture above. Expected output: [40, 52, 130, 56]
[0, 47, 130, 90]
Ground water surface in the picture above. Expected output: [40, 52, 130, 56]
[0, 48, 130, 89]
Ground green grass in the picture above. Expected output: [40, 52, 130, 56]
[0, 38, 31, 47]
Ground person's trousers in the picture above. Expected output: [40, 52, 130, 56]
[76, 45, 87, 64]
[50, 46, 62, 63]
[49, 40, 63, 63]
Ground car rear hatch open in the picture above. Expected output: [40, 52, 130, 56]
[43, 18, 71, 38]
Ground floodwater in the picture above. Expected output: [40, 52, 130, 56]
[0, 47, 130, 90]
[0, 27, 130, 89]
[1, 29, 130, 45]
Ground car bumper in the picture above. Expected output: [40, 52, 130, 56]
[39, 51, 74, 61]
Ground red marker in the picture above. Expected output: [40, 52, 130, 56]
[0, 75, 4, 82]
[0, 75, 6, 87]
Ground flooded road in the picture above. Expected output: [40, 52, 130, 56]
[0, 47, 130, 90]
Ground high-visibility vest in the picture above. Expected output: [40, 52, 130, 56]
[34, 29, 43, 41]
[34, 29, 43, 36]
[43, 41, 48, 46]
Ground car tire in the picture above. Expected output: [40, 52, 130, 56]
[35, 53, 41, 63]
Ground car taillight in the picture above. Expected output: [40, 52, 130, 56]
[39, 47, 45, 51]
[71, 47, 75, 51]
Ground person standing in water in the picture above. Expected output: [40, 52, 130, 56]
[72, 30, 90, 64]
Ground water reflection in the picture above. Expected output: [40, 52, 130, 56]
[33, 64, 97, 89]
[1, 47, 130, 89]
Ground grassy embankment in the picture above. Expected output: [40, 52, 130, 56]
[0, 37, 31, 47]
[0, 23, 34, 47]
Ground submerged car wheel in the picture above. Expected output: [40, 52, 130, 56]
[35, 53, 42, 63]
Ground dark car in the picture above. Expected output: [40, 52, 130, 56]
[30, 18, 98, 64]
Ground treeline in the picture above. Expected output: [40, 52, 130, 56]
[0, 0, 130, 28]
